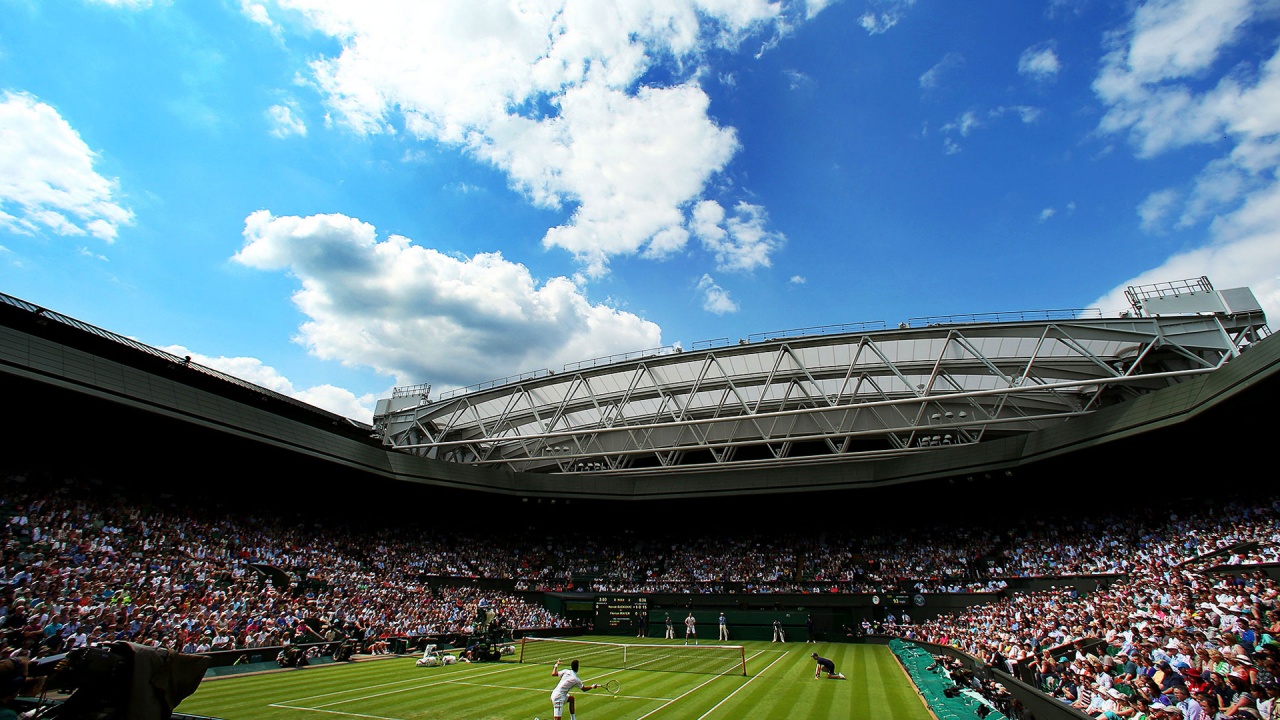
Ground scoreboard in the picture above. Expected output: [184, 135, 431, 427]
[594, 595, 648, 635]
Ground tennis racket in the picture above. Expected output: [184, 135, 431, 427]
[601, 680, 620, 694]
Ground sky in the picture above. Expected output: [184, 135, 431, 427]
[2, 0, 1279, 423]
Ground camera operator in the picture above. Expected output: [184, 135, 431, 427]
[0, 658, 28, 720]
[0, 656, 51, 720]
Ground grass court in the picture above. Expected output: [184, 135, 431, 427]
[177, 638, 933, 720]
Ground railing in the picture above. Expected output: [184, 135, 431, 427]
[562, 345, 682, 372]
[1125, 275, 1213, 306]
[392, 383, 432, 400]
[435, 369, 556, 401]
[905, 308, 1102, 327]
[691, 337, 732, 351]
[746, 320, 886, 344]
[0, 291, 371, 429]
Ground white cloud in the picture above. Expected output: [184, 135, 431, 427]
[1091, 177, 1280, 322]
[240, 0, 281, 35]
[804, 0, 835, 20]
[1093, 0, 1254, 157]
[937, 105, 1040, 154]
[785, 70, 815, 91]
[858, 0, 916, 35]
[789, 274, 806, 284]
[991, 105, 1043, 124]
[0, 90, 134, 242]
[1039, 207, 1056, 222]
[266, 102, 307, 138]
[268, 0, 790, 277]
[1138, 188, 1179, 232]
[1018, 44, 1061, 82]
[233, 210, 663, 390]
[690, 199, 784, 273]
[1092, 0, 1280, 321]
[161, 344, 378, 421]
[696, 274, 738, 315]
[84, 0, 153, 7]
[919, 53, 963, 90]
[942, 110, 979, 137]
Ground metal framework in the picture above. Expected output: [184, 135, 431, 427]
[374, 281, 1269, 477]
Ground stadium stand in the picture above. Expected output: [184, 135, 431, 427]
[2, 286, 1280, 720]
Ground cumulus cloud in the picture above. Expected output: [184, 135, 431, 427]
[789, 274, 806, 284]
[266, 102, 307, 138]
[696, 274, 738, 315]
[265, 0, 790, 277]
[161, 344, 378, 421]
[0, 91, 134, 242]
[232, 210, 664, 390]
[1018, 44, 1061, 82]
[1091, 0, 1280, 325]
[690, 199, 785, 273]
[1039, 207, 1056, 222]
[1093, 0, 1254, 158]
[1090, 178, 1280, 321]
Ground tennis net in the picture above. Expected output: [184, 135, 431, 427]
[518, 637, 747, 676]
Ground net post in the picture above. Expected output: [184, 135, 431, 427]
[740, 645, 747, 676]
[519, 637, 527, 664]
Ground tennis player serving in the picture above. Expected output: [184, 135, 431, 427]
[550, 659, 601, 720]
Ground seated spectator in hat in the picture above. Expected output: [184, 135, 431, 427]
[1231, 656, 1259, 687]
[1186, 667, 1211, 695]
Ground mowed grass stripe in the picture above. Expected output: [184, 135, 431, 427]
[863, 644, 934, 720]
[177, 639, 932, 720]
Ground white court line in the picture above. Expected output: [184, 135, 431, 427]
[313, 665, 526, 709]
[267, 704, 401, 720]
[273, 669, 433, 705]
[272, 664, 523, 710]
[695, 651, 792, 720]
[633, 649, 773, 720]
[441, 679, 673, 702]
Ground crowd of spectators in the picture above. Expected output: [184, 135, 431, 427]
[878, 497, 1280, 720]
[4, 466, 1280, 714]
[0, 473, 570, 662]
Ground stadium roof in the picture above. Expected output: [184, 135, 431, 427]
[375, 278, 1270, 479]
[1, 278, 1276, 500]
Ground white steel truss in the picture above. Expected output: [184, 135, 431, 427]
[375, 304, 1268, 476]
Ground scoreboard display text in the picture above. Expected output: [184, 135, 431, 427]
[594, 595, 648, 634]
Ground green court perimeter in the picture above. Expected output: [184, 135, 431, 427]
[178, 639, 933, 720]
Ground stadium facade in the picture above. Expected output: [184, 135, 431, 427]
[1, 277, 1275, 501]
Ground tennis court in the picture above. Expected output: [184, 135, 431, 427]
[176, 639, 933, 720]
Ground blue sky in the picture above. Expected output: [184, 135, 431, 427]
[2, 0, 1278, 421]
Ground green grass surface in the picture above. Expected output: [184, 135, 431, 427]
[177, 639, 933, 720]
